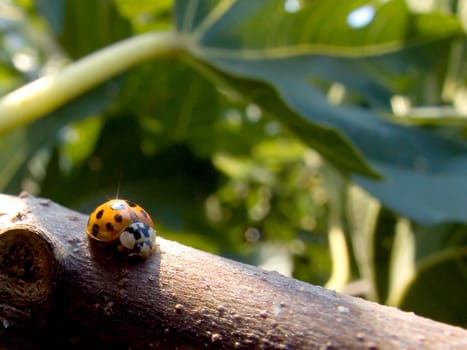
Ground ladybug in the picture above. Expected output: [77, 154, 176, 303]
[86, 199, 156, 258]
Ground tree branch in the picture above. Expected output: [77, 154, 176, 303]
[0, 193, 465, 349]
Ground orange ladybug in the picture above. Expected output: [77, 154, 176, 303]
[86, 199, 156, 258]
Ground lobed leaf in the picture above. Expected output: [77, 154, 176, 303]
[175, 0, 467, 224]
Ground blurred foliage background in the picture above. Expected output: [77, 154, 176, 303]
[0, 0, 466, 329]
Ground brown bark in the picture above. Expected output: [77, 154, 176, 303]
[0, 192, 466, 349]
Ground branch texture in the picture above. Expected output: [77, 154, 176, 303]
[0, 193, 466, 349]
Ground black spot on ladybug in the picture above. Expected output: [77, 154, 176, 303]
[96, 209, 104, 219]
[130, 212, 138, 222]
[140, 210, 149, 218]
[133, 230, 142, 240]
[106, 222, 114, 231]
[92, 224, 100, 236]
[114, 214, 123, 223]
[126, 200, 137, 207]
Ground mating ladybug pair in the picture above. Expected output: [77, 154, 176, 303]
[86, 199, 156, 259]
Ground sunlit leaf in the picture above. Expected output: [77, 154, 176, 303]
[36, 0, 132, 58]
[175, 0, 467, 224]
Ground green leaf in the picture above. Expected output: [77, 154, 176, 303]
[0, 128, 29, 191]
[174, 0, 467, 224]
[36, 0, 132, 58]
[114, 0, 173, 32]
[371, 207, 397, 302]
[0, 81, 115, 193]
[116, 60, 225, 157]
[35, 0, 64, 34]
[398, 247, 467, 327]
[386, 222, 467, 327]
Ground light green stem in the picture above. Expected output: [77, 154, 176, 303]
[0, 31, 182, 135]
[322, 164, 350, 291]
[325, 224, 350, 290]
